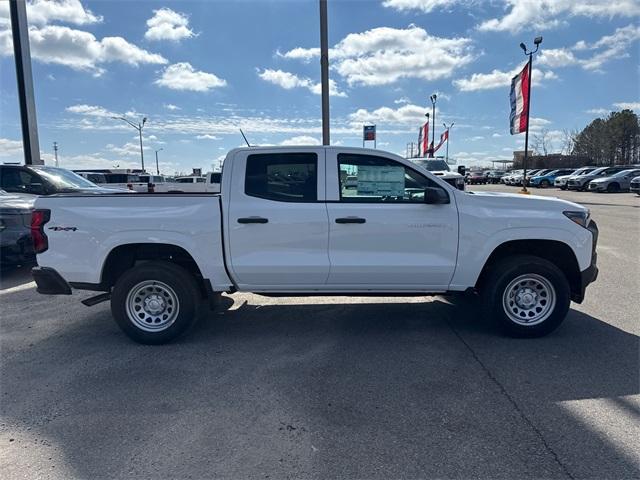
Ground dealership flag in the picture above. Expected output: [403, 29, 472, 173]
[510, 62, 530, 135]
[418, 121, 429, 156]
[433, 130, 448, 153]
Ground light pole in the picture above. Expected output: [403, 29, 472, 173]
[518, 36, 542, 194]
[443, 122, 454, 163]
[429, 94, 437, 157]
[53, 141, 59, 166]
[155, 147, 163, 175]
[112, 116, 147, 171]
[319, 0, 330, 145]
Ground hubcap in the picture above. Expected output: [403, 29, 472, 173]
[502, 274, 556, 326]
[126, 280, 180, 332]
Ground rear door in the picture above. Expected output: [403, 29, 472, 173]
[226, 149, 330, 289]
[325, 151, 458, 289]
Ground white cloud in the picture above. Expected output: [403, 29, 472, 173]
[586, 108, 610, 115]
[538, 25, 640, 71]
[107, 141, 149, 157]
[145, 8, 194, 42]
[348, 103, 433, 127]
[0, 138, 23, 157]
[280, 26, 473, 86]
[453, 67, 557, 91]
[66, 104, 118, 117]
[0, 0, 102, 26]
[258, 69, 347, 97]
[492, 133, 503, 138]
[613, 102, 640, 111]
[164, 104, 180, 111]
[0, 25, 167, 75]
[478, 0, 640, 32]
[196, 134, 221, 140]
[394, 97, 411, 104]
[382, 0, 456, 13]
[280, 135, 321, 146]
[154, 62, 226, 92]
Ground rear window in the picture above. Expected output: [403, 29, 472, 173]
[106, 174, 140, 183]
[245, 153, 317, 202]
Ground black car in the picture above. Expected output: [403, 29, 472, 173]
[0, 189, 35, 265]
[0, 164, 118, 196]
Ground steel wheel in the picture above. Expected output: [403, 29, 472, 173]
[502, 274, 556, 326]
[125, 280, 180, 332]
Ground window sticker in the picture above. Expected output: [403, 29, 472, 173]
[356, 165, 405, 197]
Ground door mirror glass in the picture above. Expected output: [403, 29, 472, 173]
[424, 187, 449, 204]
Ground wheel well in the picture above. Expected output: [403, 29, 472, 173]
[476, 240, 581, 298]
[101, 243, 207, 296]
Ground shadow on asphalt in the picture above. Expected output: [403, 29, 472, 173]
[0, 262, 35, 290]
[1, 286, 638, 478]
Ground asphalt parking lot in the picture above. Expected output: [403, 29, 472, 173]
[1, 186, 638, 479]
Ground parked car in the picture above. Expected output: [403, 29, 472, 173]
[587, 168, 640, 193]
[554, 167, 596, 190]
[77, 172, 108, 184]
[501, 170, 522, 185]
[466, 171, 488, 185]
[567, 166, 632, 191]
[629, 176, 640, 195]
[167, 172, 221, 193]
[103, 173, 148, 192]
[409, 159, 465, 190]
[486, 170, 507, 184]
[509, 169, 545, 186]
[530, 169, 577, 188]
[32, 146, 597, 344]
[0, 189, 35, 265]
[0, 164, 125, 196]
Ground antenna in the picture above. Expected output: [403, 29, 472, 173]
[239, 129, 251, 147]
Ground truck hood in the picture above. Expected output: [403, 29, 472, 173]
[465, 190, 586, 212]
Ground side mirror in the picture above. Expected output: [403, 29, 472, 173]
[457, 165, 466, 176]
[424, 187, 449, 204]
[26, 183, 46, 195]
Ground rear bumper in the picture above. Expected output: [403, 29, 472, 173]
[31, 266, 72, 295]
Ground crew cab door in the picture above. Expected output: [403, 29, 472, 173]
[226, 149, 329, 289]
[325, 151, 458, 289]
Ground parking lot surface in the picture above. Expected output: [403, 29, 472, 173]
[1, 186, 638, 479]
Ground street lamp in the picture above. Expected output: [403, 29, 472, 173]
[443, 122, 454, 163]
[518, 36, 542, 194]
[155, 147, 163, 175]
[112, 116, 147, 172]
[429, 94, 437, 157]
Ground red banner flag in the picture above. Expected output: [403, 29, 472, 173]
[510, 61, 530, 135]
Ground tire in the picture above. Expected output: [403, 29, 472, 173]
[607, 182, 620, 193]
[540, 179, 551, 188]
[481, 255, 570, 337]
[111, 261, 201, 344]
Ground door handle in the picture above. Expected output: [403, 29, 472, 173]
[237, 216, 269, 224]
[335, 217, 366, 224]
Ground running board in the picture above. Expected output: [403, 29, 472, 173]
[81, 292, 111, 307]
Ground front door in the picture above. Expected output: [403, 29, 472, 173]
[227, 149, 330, 289]
[325, 152, 458, 290]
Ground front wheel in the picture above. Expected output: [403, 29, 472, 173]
[540, 179, 551, 188]
[481, 255, 570, 337]
[111, 261, 201, 344]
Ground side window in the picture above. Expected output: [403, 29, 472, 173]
[245, 153, 317, 202]
[196, 177, 206, 183]
[0, 168, 40, 193]
[337, 153, 443, 203]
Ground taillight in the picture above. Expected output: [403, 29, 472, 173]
[31, 209, 50, 254]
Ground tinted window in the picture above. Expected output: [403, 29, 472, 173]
[175, 178, 193, 183]
[0, 167, 43, 193]
[211, 172, 222, 183]
[338, 154, 443, 203]
[245, 153, 317, 202]
[196, 177, 206, 183]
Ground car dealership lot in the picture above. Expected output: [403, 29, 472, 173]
[1, 187, 638, 479]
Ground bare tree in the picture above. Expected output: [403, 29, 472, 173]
[559, 129, 576, 155]
[532, 128, 553, 156]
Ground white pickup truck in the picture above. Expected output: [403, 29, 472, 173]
[31, 146, 598, 344]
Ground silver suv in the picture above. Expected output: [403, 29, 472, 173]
[588, 169, 640, 193]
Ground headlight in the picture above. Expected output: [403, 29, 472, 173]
[563, 210, 590, 228]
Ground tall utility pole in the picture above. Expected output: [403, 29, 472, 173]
[429, 94, 437, 157]
[518, 36, 542, 194]
[319, 0, 330, 145]
[53, 141, 59, 166]
[112, 116, 147, 171]
[155, 148, 163, 175]
[10, 0, 41, 165]
[443, 122, 454, 163]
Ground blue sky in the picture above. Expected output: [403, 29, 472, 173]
[1, 0, 639, 173]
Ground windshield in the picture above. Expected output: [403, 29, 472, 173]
[412, 159, 450, 172]
[611, 169, 640, 177]
[589, 167, 608, 175]
[34, 166, 98, 189]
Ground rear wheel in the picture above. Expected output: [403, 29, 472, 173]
[481, 255, 570, 337]
[111, 261, 200, 344]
